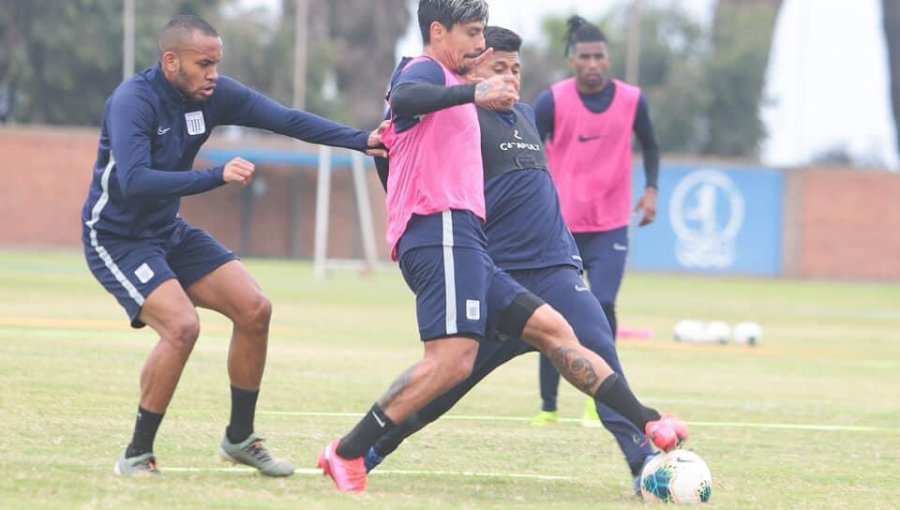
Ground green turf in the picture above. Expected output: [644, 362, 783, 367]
[1, 249, 898, 509]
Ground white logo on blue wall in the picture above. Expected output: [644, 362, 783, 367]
[669, 169, 745, 269]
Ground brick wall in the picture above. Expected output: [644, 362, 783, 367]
[2, 126, 898, 280]
[787, 169, 900, 280]
[0, 126, 389, 260]
[1, 126, 97, 248]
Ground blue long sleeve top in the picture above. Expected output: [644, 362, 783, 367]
[82, 63, 370, 239]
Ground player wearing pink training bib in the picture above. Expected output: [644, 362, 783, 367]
[317, 4, 683, 495]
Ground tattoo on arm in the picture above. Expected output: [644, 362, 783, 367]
[475, 81, 492, 99]
[548, 346, 600, 394]
[377, 366, 416, 409]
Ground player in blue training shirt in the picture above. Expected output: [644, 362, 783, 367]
[82, 14, 385, 477]
[366, 26, 686, 496]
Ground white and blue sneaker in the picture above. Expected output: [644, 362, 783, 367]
[364, 447, 384, 473]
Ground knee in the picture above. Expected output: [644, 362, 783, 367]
[526, 306, 577, 350]
[164, 313, 201, 354]
[238, 293, 272, 335]
[443, 355, 475, 387]
[428, 343, 477, 387]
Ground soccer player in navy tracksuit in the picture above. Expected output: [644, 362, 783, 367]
[82, 15, 384, 477]
[363, 26, 684, 495]
[531, 15, 662, 427]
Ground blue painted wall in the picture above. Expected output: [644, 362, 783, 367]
[631, 165, 784, 276]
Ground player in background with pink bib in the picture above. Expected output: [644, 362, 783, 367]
[531, 16, 662, 427]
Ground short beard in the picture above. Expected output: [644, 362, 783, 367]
[175, 67, 204, 101]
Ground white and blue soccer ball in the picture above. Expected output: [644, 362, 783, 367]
[673, 320, 705, 342]
[640, 450, 713, 504]
[732, 321, 763, 346]
[703, 321, 731, 344]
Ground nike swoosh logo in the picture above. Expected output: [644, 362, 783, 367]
[675, 457, 695, 463]
[157, 127, 171, 135]
[578, 134, 601, 142]
[373, 411, 386, 428]
[575, 285, 590, 292]
[613, 243, 628, 251]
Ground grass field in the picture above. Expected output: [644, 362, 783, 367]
[1, 249, 898, 509]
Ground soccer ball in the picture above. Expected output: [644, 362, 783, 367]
[673, 320, 704, 342]
[702, 321, 731, 344]
[733, 321, 763, 346]
[640, 450, 713, 504]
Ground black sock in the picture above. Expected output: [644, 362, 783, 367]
[125, 406, 164, 458]
[227, 386, 259, 444]
[372, 412, 428, 458]
[337, 404, 395, 459]
[593, 374, 661, 430]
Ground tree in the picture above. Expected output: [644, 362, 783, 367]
[884, 0, 900, 156]
[218, 0, 409, 127]
[703, 0, 782, 157]
[0, 0, 221, 126]
[0, 0, 407, 128]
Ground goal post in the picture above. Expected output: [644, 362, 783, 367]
[312, 145, 383, 279]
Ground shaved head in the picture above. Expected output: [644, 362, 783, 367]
[158, 14, 219, 57]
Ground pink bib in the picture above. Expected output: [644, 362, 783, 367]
[545, 78, 640, 232]
[381, 57, 485, 259]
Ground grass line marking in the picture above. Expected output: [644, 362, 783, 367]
[258, 410, 891, 433]
[163, 466, 572, 480]
[0, 316, 294, 335]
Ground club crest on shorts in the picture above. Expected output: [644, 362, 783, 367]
[466, 299, 481, 321]
[185, 111, 206, 135]
[134, 262, 154, 284]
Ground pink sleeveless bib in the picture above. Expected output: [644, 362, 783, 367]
[545, 78, 640, 232]
[381, 57, 485, 259]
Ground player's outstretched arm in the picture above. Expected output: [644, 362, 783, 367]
[389, 82, 478, 117]
[365, 120, 389, 159]
[214, 76, 373, 153]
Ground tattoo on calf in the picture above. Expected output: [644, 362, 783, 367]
[549, 346, 600, 394]
[377, 366, 415, 409]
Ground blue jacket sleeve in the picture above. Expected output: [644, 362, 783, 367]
[107, 92, 225, 201]
[213, 77, 370, 151]
[533, 89, 555, 142]
[633, 94, 660, 189]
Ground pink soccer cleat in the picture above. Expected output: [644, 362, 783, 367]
[318, 439, 367, 493]
[645, 414, 689, 452]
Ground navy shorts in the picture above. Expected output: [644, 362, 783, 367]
[399, 244, 494, 341]
[397, 210, 544, 342]
[573, 226, 629, 303]
[83, 221, 236, 328]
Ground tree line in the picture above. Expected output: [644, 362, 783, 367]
[1, 0, 898, 163]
